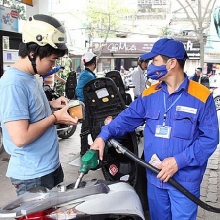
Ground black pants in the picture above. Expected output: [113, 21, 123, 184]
[80, 108, 90, 156]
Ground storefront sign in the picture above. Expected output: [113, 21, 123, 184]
[182, 39, 200, 60]
[92, 41, 155, 54]
[92, 39, 200, 60]
[0, 6, 19, 32]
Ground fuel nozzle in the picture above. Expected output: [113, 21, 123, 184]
[74, 149, 99, 189]
[79, 149, 99, 174]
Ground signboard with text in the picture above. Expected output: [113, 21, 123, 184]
[92, 39, 200, 60]
[0, 6, 19, 32]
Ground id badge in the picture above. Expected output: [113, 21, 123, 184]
[155, 125, 171, 139]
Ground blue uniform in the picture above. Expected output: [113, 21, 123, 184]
[98, 74, 219, 219]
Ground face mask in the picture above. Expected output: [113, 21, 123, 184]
[147, 60, 171, 80]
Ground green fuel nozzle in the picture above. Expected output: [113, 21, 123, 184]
[74, 147, 107, 189]
[74, 150, 99, 189]
[79, 149, 99, 174]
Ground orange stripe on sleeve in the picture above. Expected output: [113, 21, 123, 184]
[188, 80, 211, 103]
[142, 82, 162, 97]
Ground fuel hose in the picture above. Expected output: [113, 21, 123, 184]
[107, 139, 220, 213]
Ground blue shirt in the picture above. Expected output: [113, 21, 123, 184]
[98, 75, 219, 191]
[75, 68, 96, 102]
[0, 68, 60, 180]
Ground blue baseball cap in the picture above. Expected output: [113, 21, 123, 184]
[140, 38, 188, 60]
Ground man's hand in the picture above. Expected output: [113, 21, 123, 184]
[90, 137, 106, 160]
[53, 105, 78, 126]
[156, 157, 178, 182]
[50, 96, 68, 109]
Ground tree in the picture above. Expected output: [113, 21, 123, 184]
[85, 0, 134, 60]
[175, 0, 217, 69]
[161, 25, 172, 37]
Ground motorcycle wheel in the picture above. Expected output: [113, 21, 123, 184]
[0, 127, 4, 154]
[57, 125, 76, 139]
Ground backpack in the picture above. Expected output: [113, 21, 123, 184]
[65, 71, 77, 99]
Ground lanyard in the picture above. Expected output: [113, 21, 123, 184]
[163, 92, 183, 126]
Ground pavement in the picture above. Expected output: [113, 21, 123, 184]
[1, 123, 220, 220]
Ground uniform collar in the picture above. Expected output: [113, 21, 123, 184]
[156, 73, 189, 94]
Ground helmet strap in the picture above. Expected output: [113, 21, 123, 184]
[27, 46, 39, 74]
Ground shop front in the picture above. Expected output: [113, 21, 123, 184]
[91, 38, 201, 75]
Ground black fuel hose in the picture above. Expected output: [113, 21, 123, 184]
[107, 139, 220, 213]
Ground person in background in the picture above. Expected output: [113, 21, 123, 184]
[0, 14, 78, 196]
[90, 38, 219, 220]
[75, 52, 97, 156]
[42, 65, 66, 89]
[190, 67, 202, 83]
[120, 65, 125, 74]
[76, 65, 82, 78]
[132, 55, 149, 99]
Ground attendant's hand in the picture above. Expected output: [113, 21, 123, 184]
[90, 137, 106, 160]
[156, 157, 178, 182]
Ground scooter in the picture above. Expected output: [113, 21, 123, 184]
[0, 144, 145, 220]
[82, 73, 147, 211]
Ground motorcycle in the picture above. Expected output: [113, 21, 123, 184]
[0, 148, 145, 220]
[82, 73, 148, 211]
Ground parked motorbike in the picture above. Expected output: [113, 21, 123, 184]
[82, 74, 148, 211]
[43, 84, 76, 139]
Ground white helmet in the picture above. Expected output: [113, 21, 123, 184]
[22, 14, 67, 50]
[82, 52, 97, 64]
